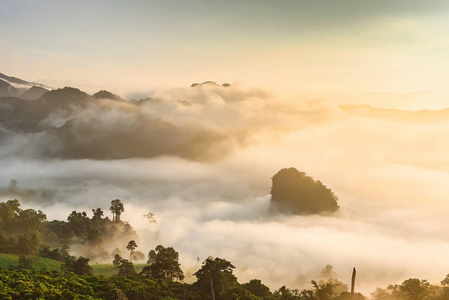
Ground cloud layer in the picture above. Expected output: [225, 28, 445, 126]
[2, 84, 449, 295]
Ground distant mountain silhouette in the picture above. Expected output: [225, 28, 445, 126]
[39, 87, 91, 108]
[0, 84, 233, 161]
[0, 72, 49, 88]
[21, 86, 49, 100]
[0, 87, 92, 132]
[191, 81, 231, 87]
[93, 90, 124, 101]
[0, 79, 21, 97]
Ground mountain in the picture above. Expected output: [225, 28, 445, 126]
[92, 90, 124, 101]
[0, 79, 21, 97]
[0, 87, 92, 133]
[191, 81, 231, 87]
[0, 72, 51, 99]
[0, 72, 49, 88]
[38, 87, 91, 107]
[21, 86, 49, 100]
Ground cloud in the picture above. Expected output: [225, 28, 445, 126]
[2, 84, 449, 295]
[0, 84, 339, 162]
[0, 86, 249, 161]
[341, 104, 449, 123]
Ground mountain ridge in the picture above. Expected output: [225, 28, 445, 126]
[0, 72, 50, 88]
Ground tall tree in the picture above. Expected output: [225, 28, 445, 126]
[241, 279, 272, 298]
[194, 257, 237, 297]
[143, 212, 157, 228]
[143, 245, 184, 281]
[109, 199, 124, 223]
[117, 258, 136, 277]
[399, 278, 430, 300]
[147, 249, 157, 264]
[72, 256, 93, 276]
[92, 208, 104, 221]
[126, 240, 137, 262]
[113, 254, 123, 269]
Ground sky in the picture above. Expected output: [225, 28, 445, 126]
[2, 1, 449, 297]
[2, 0, 449, 105]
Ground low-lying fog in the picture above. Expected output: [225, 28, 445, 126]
[2, 83, 449, 295]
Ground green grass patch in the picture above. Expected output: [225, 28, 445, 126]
[0, 253, 61, 272]
[0, 253, 19, 269]
[0, 254, 146, 276]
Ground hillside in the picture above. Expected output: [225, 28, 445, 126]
[0, 253, 61, 272]
[0, 253, 146, 277]
[91, 263, 146, 277]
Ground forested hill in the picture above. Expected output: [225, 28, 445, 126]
[1, 199, 449, 299]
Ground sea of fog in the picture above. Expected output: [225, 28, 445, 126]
[2, 84, 449, 296]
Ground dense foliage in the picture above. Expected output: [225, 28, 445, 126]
[140, 245, 184, 281]
[0, 267, 360, 300]
[4, 265, 449, 300]
[0, 200, 45, 256]
[3, 200, 449, 299]
[270, 168, 339, 214]
[0, 199, 138, 260]
[371, 277, 449, 300]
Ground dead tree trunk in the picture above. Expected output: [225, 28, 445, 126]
[210, 278, 215, 300]
[351, 267, 356, 300]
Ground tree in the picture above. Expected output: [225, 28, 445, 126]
[147, 249, 157, 264]
[0, 200, 22, 234]
[320, 264, 336, 279]
[110, 199, 124, 223]
[113, 254, 123, 269]
[0, 230, 9, 253]
[193, 257, 237, 297]
[73, 256, 93, 276]
[144, 245, 184, 281]
[371, 287, 397, 300]
[335, 292, 366, 300]
[275, 286, 297, 300]
[112, 247, 121, 256]
[441, 274, 449, 286]
[298, 279, 348, 300]
[241, 279, 272, 298]
[118, 258, 136, 277]
[399, 278, 430, 300]
[17, 233, 39, 256]
[112, 254, 136, 277]
[126, 240, 137, 262]
[8, 179, 18, 192]
[132, 251, 145, 262]
[92, 208, 104, 221]
[87, 228, 103, 246]
[143, 212, 156, 228]
[65, 256, 93, 276]
[18, 208, 46, 233]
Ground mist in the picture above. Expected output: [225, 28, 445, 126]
[2, 83, 449, 295]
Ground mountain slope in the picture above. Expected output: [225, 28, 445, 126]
[0, 253, 61, 271]
[0, 72, 49, 88]
[0, 79, 21, 97]
[21, 86, 49, 100]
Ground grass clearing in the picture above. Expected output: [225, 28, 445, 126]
[0, 253, 61, 272]
[1, 253, 146, 275]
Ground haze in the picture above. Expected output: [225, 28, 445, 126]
[2, 0, 449, 296]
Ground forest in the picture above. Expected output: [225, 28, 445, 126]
[1, 199, 449, 300]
